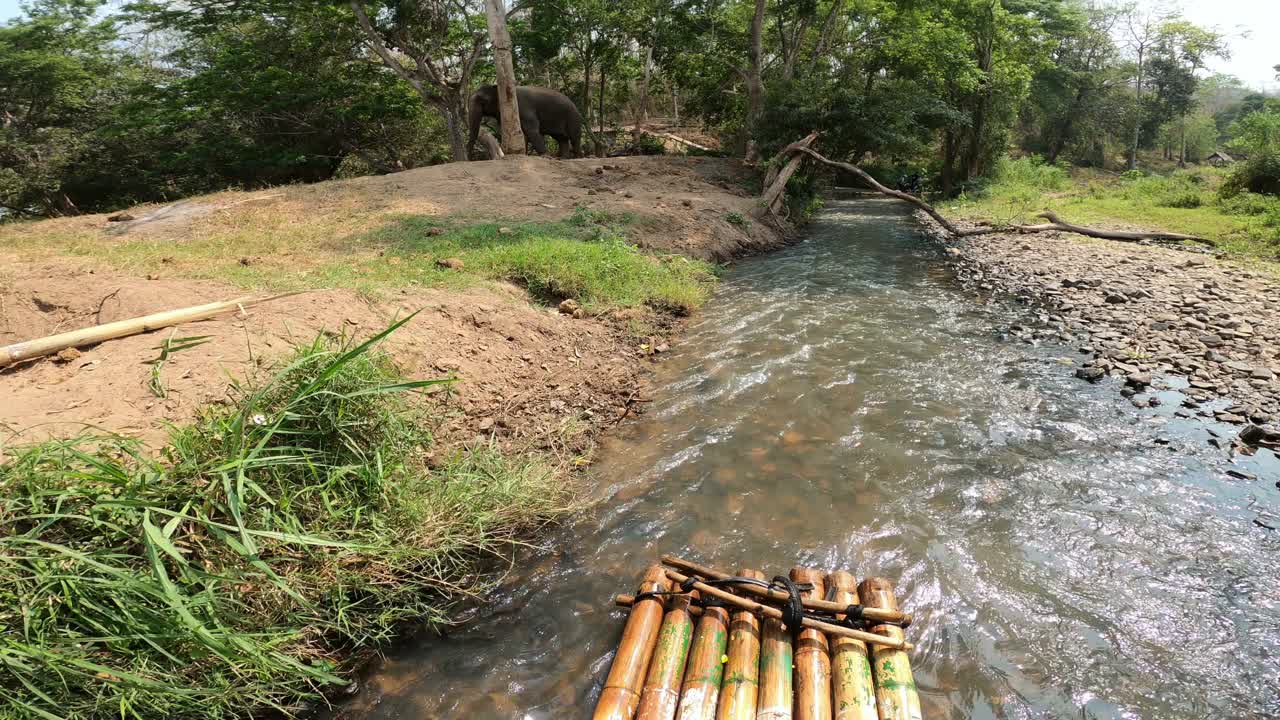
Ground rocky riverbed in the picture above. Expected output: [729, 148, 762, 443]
[921, 213, 1280, 455]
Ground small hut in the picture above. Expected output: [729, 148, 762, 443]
[1207, 151, 1235, 166]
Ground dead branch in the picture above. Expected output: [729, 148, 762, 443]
[757, 131, 819, 218]
[787, 145, 1213, 246]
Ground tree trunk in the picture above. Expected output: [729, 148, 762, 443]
[484, 0, 525, 155]
[812, 0, 845, 63]
[599, 64, 606, 136]
[582, 52, 593, 137]
[1178, 115, 1187, 167]
[745, 0, 766, 162]
[673, 85, 680, 123]
[1128, 48, 1144, 170]
[635, 45, 653, 132]
[941, 129, 957, 197]
[443, 99, 469, 162]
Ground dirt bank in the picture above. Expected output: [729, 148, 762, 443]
[1, 155, 785, 450]
[923, 212, 1280, 451]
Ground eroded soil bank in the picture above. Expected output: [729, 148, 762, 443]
[923, 213, 1280, 455]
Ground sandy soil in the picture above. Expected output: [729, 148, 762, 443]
[2, 154, 783, 450]
[100, 155, 783, 261]
[0, 259, 645, 451]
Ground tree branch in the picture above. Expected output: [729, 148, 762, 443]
[784, 144, 1214, 246]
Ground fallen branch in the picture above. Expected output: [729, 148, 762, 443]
[1, 291, 306, 369]
[756, 131, 819, 218]
[788, 145, 1213, 246]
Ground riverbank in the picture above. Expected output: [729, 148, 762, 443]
[922, 212, 1280, 454]
[0, 155, 787, 717]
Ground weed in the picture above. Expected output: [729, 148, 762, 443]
[146, 332, 212, 398]
[725, 211, 750, 228]
[0, 321, 574, 718]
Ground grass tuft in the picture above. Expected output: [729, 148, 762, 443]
[0, 324, 574, 719]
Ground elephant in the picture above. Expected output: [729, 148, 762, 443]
[467, 85, 583, 159]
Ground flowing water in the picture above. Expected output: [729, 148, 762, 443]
[342, 199, 1280, 720]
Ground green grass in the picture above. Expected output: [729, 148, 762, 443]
[941, 157, 1280, 267]
[0, 202, 718, 316]
[365, 209, 718, 314]
[0, 321, 575, 719]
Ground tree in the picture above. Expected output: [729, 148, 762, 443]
[0, 0, 120, 215]
[348, 0, 490, 161]
[484, 0, 525, 154]
[1121, 5, 1172, 170]
[745, 0, 765, 162]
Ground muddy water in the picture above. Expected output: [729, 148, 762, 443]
[345, 199, 1280, 719]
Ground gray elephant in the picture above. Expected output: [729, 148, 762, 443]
[467, 85, 583, 158]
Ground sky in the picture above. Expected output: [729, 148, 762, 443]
[0, 0, 1275, 91]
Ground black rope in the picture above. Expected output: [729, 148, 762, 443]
[770, 575, 806, 640]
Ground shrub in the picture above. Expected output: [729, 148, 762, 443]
[0, 324, 573, 718]
[1218, 192, 1280, 216]
[1220, 151, 1280, 199]
[1159, 192, 1203, 209]
[990, 156, 1069, 192]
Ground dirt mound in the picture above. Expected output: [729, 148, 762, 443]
[1, 261, 642, 450]
[99, 155, 783, 262]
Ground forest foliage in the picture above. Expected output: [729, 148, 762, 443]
[1, 0, 1278, 218]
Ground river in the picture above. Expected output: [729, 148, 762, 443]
[339, 198, 1280, 719]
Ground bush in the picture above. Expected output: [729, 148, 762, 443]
[1218, 192, 1280, 216]
[990, 156, 1069, 192]
[0, 325, 573, 718]
[1160, 192, 1203, 209]
[1220, 151, 1280, 198]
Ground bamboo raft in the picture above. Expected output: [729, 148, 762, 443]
[594, 556, 922, 720]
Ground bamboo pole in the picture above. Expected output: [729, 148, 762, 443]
[660, 557, 911, 627]
[716, 568, 765, 720]
[0, 292, 305, 369]
[756, 600, 792, 720]
[675, 604, 730, 720]
[637, 592, 698, 720]
[662, 570, 909, 652]
[856, 578, 922, 720]
[617, 594, 703, 617]
[596, 566, 671, 720]
[827, 572, 877, 720]
[791, 568, 832, 720]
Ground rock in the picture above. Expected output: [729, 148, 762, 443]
[594, 166, 604, 174]
[106, 212, 134, 222]
[1076, 367, 1106, 382]
[1126, 372, 1152, 388]
[1252, 368, 1275, 380]
[498, 226, 513, 235]
[1239, 425, 1280, 446]
[1199, 334, 1224, 347]
[477, 417, 495, 431]
[681, 199, 693, 207]
[54, 348, 82, 363]
[655, 342, 669, 353]
[1105, 293, 1128, 304]
[426, 226, 445, 236]
[558, 299, 580, 315]
[436, 257, 464, 270]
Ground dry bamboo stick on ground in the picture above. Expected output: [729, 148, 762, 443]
[637, 592, 697, 720]
[661, 556, 911, 627]
[756, 604, 792, 720]
[662, 570, 911, 651]
[596, 566, 671, 720]
[675, 603, 730, 720]
[716, 568, 765, 720]
[791, 568, 832, 720]
[0, 291, 305, 369]
[857, 578, 922, 720]
[827, 572, 877, 720]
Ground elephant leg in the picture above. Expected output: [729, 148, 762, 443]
[526, 130, 548, 155]
[550, 134, 570, 158]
